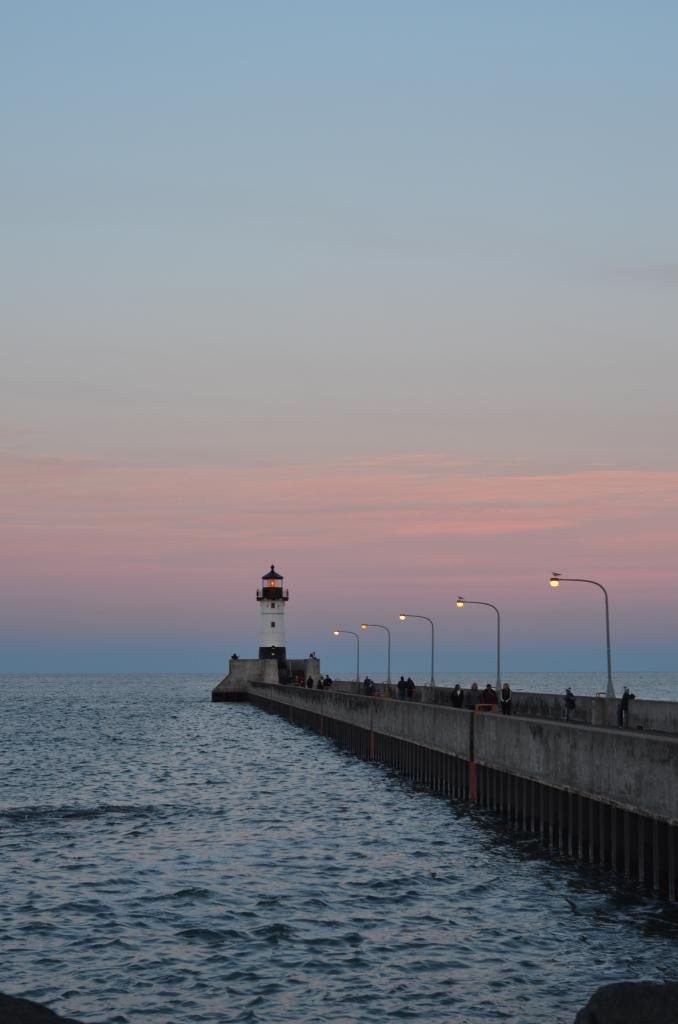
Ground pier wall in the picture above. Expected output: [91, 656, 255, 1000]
[212, 657, 320, 700]
[251, 682, 471, 759]
[501, 692, 678, 734]
[473, 713, 677, 823]
[327, 681, 678, 735]
[250, 683, 677, 823]
[211, 658, 279, 700]
[216, 679, 678, 900]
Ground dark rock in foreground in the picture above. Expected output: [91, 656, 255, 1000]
[0, 992, 83, 1024]
[575, 981, 678, 1023]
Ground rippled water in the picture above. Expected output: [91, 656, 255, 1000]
[2, 674, 678, 1023]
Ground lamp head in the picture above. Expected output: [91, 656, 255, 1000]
[399, 614, 406, 621]
[333, 630, 340, 636]
[456, 597, 464, 608]
[360, 624, 367, 630]
[549, 572, 561, 588]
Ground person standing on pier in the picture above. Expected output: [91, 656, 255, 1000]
[482, 683, 498, 708]
[451, 684, 464, 708]
[618, 686, 635, 727]
[397, 676, 407, 700]
[406, 677, 416, 701]
[563, 688, 576, 721]
[500, 683, 512, 715]
[466, 681, 480, 709]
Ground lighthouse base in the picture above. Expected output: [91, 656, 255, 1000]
[258, 647, 287, 661]
[211, 656, 320, 702]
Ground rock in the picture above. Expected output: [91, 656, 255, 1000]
[0, 992, 83, 1024]
[575, 981, 678, 1023]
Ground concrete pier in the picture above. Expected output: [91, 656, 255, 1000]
[211, 655, 320, 700]
[314, 680, 678, 735]
[213, 677, 678, 900]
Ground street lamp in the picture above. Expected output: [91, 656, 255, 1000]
[549, 572, 615, 699]
[360, 623, 391, 683]
[332, 629, 360, 682]
[456, 597, 501, 689]
[399, 613, 435, 686]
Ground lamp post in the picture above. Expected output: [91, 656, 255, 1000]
[332, 629, 360, 682]
[549, 572, 615, 699]
[360, 623, 391, 683]
[399, 613, 435, 686]
[456, 597, 501, 690]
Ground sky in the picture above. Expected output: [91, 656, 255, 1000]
[1, 2, 677, 674]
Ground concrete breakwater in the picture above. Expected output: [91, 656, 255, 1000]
[212, 677, 678, 900]
[320, 680, 678, 735]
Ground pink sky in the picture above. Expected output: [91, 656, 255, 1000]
[2, 449, 676, 671]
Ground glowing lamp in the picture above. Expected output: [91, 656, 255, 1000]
[456, 597, 465, 608]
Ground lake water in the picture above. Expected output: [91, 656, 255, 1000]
[2, 674, 678, 1023]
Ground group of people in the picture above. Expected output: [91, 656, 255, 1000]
[299, 675, 333, 689]
[356, 678, 516, 710]
[362, 676, 418, 699]
[396, 676, 417, 700]
[283, 674, 334, 688]
[287, 673, 638, 727]
[449, 681, 513, 714]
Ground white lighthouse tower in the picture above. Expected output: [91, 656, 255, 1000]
[256, 565, 289, 661]
[212, 564, 320, 699]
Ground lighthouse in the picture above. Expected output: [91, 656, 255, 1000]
[256, 565, 289, 661]
[212, 564, 319, 699]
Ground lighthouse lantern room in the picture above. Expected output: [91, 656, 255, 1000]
[256, 565, 289, 661]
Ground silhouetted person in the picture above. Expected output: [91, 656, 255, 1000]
[466, 682, 480, 709]
[306, 676, 314, 689]
[500, 683, 512, 715]
[397, 676, 407, 700]
[563, 687, 576, 721]
[482, 683, 498, 707]
[451, 684, 464, 708]
[406, 677, 415, 701]
[363, 676, 375, 696]
[618, 686, 635, 727]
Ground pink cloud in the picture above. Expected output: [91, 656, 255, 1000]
[2, 452, 677, 616]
